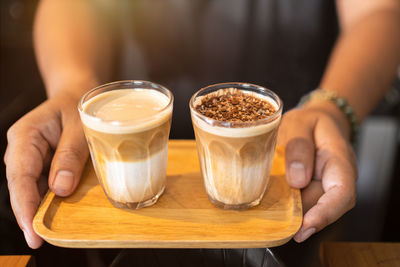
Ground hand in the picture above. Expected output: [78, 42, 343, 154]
[4, 91, 89, 248]
[277, 101, 357, 242]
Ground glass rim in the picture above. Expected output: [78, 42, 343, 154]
[189, 82, 283, 127]
[78, 80, 174, 125]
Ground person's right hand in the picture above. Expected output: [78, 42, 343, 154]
[4, 91, 89, 249]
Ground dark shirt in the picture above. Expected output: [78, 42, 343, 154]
[115, 0, 338, 138]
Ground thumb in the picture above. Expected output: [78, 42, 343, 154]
[285, 136, 315, 188]
[279, 111, 315, 189]
[49, 116, 88, 196]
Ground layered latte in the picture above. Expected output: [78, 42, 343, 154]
[79, 82, 173, 209]
[190, 85, 282, 210]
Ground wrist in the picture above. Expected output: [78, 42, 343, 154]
[298, 89, 359, 143]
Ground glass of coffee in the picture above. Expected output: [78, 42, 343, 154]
[189, 83, 282, 210]
[78, 80, 173, 209]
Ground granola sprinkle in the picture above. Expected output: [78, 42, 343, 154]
[195, 88, 276, 122]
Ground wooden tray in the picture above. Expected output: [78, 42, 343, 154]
[33, 140, 302, 248]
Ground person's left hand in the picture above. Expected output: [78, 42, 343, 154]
[277, 101, 357, 242]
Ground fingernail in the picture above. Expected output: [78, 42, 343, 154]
[23, 230, 33, 248]
[289, 162, 306, 186]
[297, 227, 316, 242]
[52, 170, 74, 195]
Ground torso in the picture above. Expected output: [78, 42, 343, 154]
[115, 0, 338, 138]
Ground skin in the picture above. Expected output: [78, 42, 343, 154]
[280, 0, 400, 242]
[4, 0, 400, 248]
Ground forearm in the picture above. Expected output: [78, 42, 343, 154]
[34, 0, 116, 98]
[319, 4, 400, 122]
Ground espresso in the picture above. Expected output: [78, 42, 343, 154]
[191, 87, 281, 209]
[81, 89, 172, 208]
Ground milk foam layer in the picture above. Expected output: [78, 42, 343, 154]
[81, 89, 172, 134]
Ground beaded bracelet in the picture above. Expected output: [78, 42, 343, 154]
[298, 89, 359, 143]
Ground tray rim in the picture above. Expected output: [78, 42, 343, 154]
[33, 140, 302, 248]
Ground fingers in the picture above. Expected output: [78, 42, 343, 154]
[5, 120, 53, 249]
[48, 113, 89, 196]
[300, 180, 324, 213]
[7, 175, 44, 249]
[278, 111, 316, 188]
[294, 157, 356, 242]
[294, 114, 357, 242]
[5, 94, 88, 249]
[279, 109, 357, 243]
[285, 138, 315, 188]
[4, 97, 86, 248]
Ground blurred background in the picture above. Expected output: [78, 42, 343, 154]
[1, 0, 399, 266]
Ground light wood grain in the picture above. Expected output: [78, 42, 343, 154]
[0, 255, 34, 267]
[33, 140, 302, 248]
[320, 242, 400, 267]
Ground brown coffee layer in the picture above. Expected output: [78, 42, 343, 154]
[83, 119, 171, 162]
[193, 122, 278, 161]
[195, 88, 276, 123]
[193, 122, 279, 204]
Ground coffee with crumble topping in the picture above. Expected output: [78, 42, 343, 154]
[190, 84, 282, 209]
[195, 88, 276, 122]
